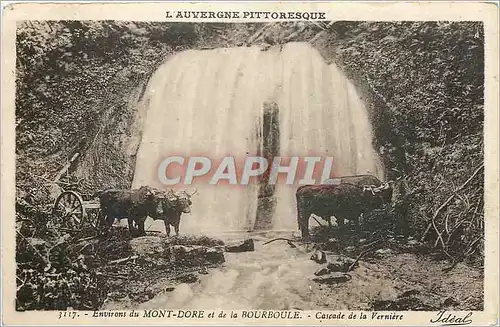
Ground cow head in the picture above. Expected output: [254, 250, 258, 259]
[177, 192, 192, 213]
[183, 189, 197, 207]
[163, 189, 194, 214]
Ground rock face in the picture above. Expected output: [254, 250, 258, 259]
[327, 256, 357, 272]
[225, 239, 255, 253]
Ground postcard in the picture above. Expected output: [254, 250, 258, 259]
[1, 1, 498, 326]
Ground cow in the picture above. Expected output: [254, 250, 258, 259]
[96, 186, 165, 236]
[296, 181, 393, 239]
[319, 174, 387, 226]
[146, 190, 194, 237]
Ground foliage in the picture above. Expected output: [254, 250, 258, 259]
[327, 21, 484, 265]
[15, 21, 204, 311]
[16, 258, 105, 311]
[15, 21, 202, 198]
[16, 207, 106, 310]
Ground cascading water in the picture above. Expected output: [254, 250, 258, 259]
[132, 42, 384, 236]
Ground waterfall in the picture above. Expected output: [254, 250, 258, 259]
[132, 42, 384, 236]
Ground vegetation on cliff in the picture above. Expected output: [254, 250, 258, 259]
[324, 21, 484, 266]
[15, 21, 211, 311]
[16, 21, 204, 199]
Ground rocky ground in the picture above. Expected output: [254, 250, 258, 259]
[100, 225, 482, 311]
[16, 195, 483, 312]
[17, 217, 482, 311]
[305, 228, 483, 311]
[16, 224, 227, 310]
[95, 229, 227, 308]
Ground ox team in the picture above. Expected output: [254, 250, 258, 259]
[96, 168, 392, 239]
[296, 175, 392, 238]
[95, 186, 194, 236]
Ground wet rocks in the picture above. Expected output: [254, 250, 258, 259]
[312, 272, 352, 284]
[399, 289, 420, 298]
[311, 251, 357, 271]
[129, 236, 225, 267]
[165, 235, 225, 247]
[225, 239, 255, 253]
[313, 255, 358, 277]
[205, 247, 226, 263]
[102, 294, 132, 310]
[314, 266, 330, 276]
[310, 250, 327, 264]
[327, 256, 357, 272]
[100, 234, 227, 310]
[171, 245, 225, 266]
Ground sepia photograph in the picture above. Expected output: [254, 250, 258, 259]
[1, 2, 498, 326]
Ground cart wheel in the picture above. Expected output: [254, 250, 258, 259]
[86, 209, 102, 230]
[52, 191, 85, 231]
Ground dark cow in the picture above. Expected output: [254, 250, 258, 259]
[97, 186, 165, 236]
[320, 174, 388, 226]
[149, 190, 194, 236]
[296, 180, 392, 239]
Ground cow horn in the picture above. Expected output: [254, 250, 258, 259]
[186, 189, 198, 197]
[372, 182, 389, 193]
[362, 185, 376, 195]
[165, 189, 177, 201]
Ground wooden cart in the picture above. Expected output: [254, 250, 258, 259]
[51, 189, 101, 231]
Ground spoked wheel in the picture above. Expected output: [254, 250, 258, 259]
[52, 191, 85, 231]
[85, 208, 103, 230]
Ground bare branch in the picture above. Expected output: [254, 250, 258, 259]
[263, 238, 302, 246]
